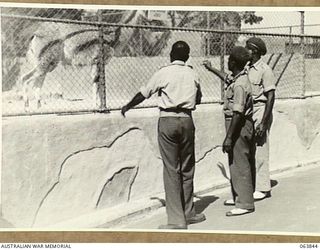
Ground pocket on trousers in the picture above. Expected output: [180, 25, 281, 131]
[243, 120, 254, 140]
[225, 88, 234, 100]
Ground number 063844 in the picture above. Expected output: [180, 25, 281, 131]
[300, 244, 318, 248]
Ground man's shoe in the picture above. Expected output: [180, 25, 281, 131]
[254, 191, 271, 201]
[158, 224, 187, 230]
[223, 199, 235, 206]
[226, 208, 255, 217]
[186, 213, 206, 225]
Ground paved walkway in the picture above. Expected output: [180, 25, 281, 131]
[0, 217, 14, 228]
[117, 165, 320, 235]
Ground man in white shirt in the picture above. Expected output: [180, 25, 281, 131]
[245, 37, 276, 201]
[121, 41, 205, 229]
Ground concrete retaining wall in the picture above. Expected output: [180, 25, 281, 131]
[2, 97, 320, 228]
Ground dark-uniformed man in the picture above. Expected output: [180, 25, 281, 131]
[222, 46, 255, 216]
[121, 41, 205, 229]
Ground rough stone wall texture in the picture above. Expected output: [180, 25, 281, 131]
[270, 98, 320, 169]
[2, 98, 320, 228]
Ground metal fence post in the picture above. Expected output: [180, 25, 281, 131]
[97, 10, 107, 111]
[220, 11, 226, 101]
[300, 11, 306, 98]
[289, 26, 293, 52]
[0, 7, 2, 215]
[206, 11, 210, 56]
[139, 28, 143, 56]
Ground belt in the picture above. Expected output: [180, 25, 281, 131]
[224, 114, 253, 121]
[253, 99, 267, 105]
[159, 107, 192, 115]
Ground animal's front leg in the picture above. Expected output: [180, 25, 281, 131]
[90, 63, 100, 108]
[21, 68, 38, 112]
[33, 73, 46, 110]
[24, 97, 30, 112]
[22, 79, 32, 112]
[35, 87, 41, 109]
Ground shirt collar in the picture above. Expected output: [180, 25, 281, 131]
[233, 68, 247, 79]
[225, 68, 247, 88]
[250, 58, 263, 70]
[170, 60, 186, 66]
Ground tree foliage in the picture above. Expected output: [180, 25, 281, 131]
[167, 11, 263, 55]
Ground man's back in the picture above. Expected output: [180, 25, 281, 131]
[140, 60, 200, 111]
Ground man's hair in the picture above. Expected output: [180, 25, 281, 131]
[170, 41, 190, 62]
[229, 46, 251, 70]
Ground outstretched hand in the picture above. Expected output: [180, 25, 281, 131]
[121, 105, 129, 117]
[202, 60, 212, 70]
[255, 122, 267, 138]
[222, 137, 233, 154]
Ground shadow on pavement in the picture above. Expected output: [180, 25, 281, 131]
[150, 197, 166, 206]
[150, 195, 219, 215]
[194, 195, 219, 214]
[271, 179, 278, 188]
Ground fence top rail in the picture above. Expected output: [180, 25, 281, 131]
[2, 13, 320, 39]
[244, 23, 320, 31]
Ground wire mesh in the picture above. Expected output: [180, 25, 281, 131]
[305, 37, 320, 96]
[1, 8, 320, 116]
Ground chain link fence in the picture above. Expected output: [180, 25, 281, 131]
[2, 8, 320, 116]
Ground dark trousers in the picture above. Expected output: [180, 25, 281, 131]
[158, 116, 196, 225]
[225, 117, 256, 210]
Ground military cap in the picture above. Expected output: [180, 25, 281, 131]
[246, 37, 267, 55]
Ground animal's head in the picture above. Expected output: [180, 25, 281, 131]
[112, 10, 172, 56]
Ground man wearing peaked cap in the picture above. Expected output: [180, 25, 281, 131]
[246, 37, 267, 56]
[121, 41, 205, 229]
[246, 36, 276, 202]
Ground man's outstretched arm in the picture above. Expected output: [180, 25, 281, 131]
[121, 92, 146, 117]
[196, 85, 202, 105]
[203, 60, 228, 82]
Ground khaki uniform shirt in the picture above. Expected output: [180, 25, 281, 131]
[247, 58, 276, 104]
[140, 60, 201, 117]
[223, 72, 253, 118]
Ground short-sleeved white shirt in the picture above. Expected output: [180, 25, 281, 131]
[247, 58, 276, 103]
[140, 60, 201, 112]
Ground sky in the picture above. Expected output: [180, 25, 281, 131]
[241, 11, 320, 36]
[76, 7, 320, 36]
[0, 3, 319, 36]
